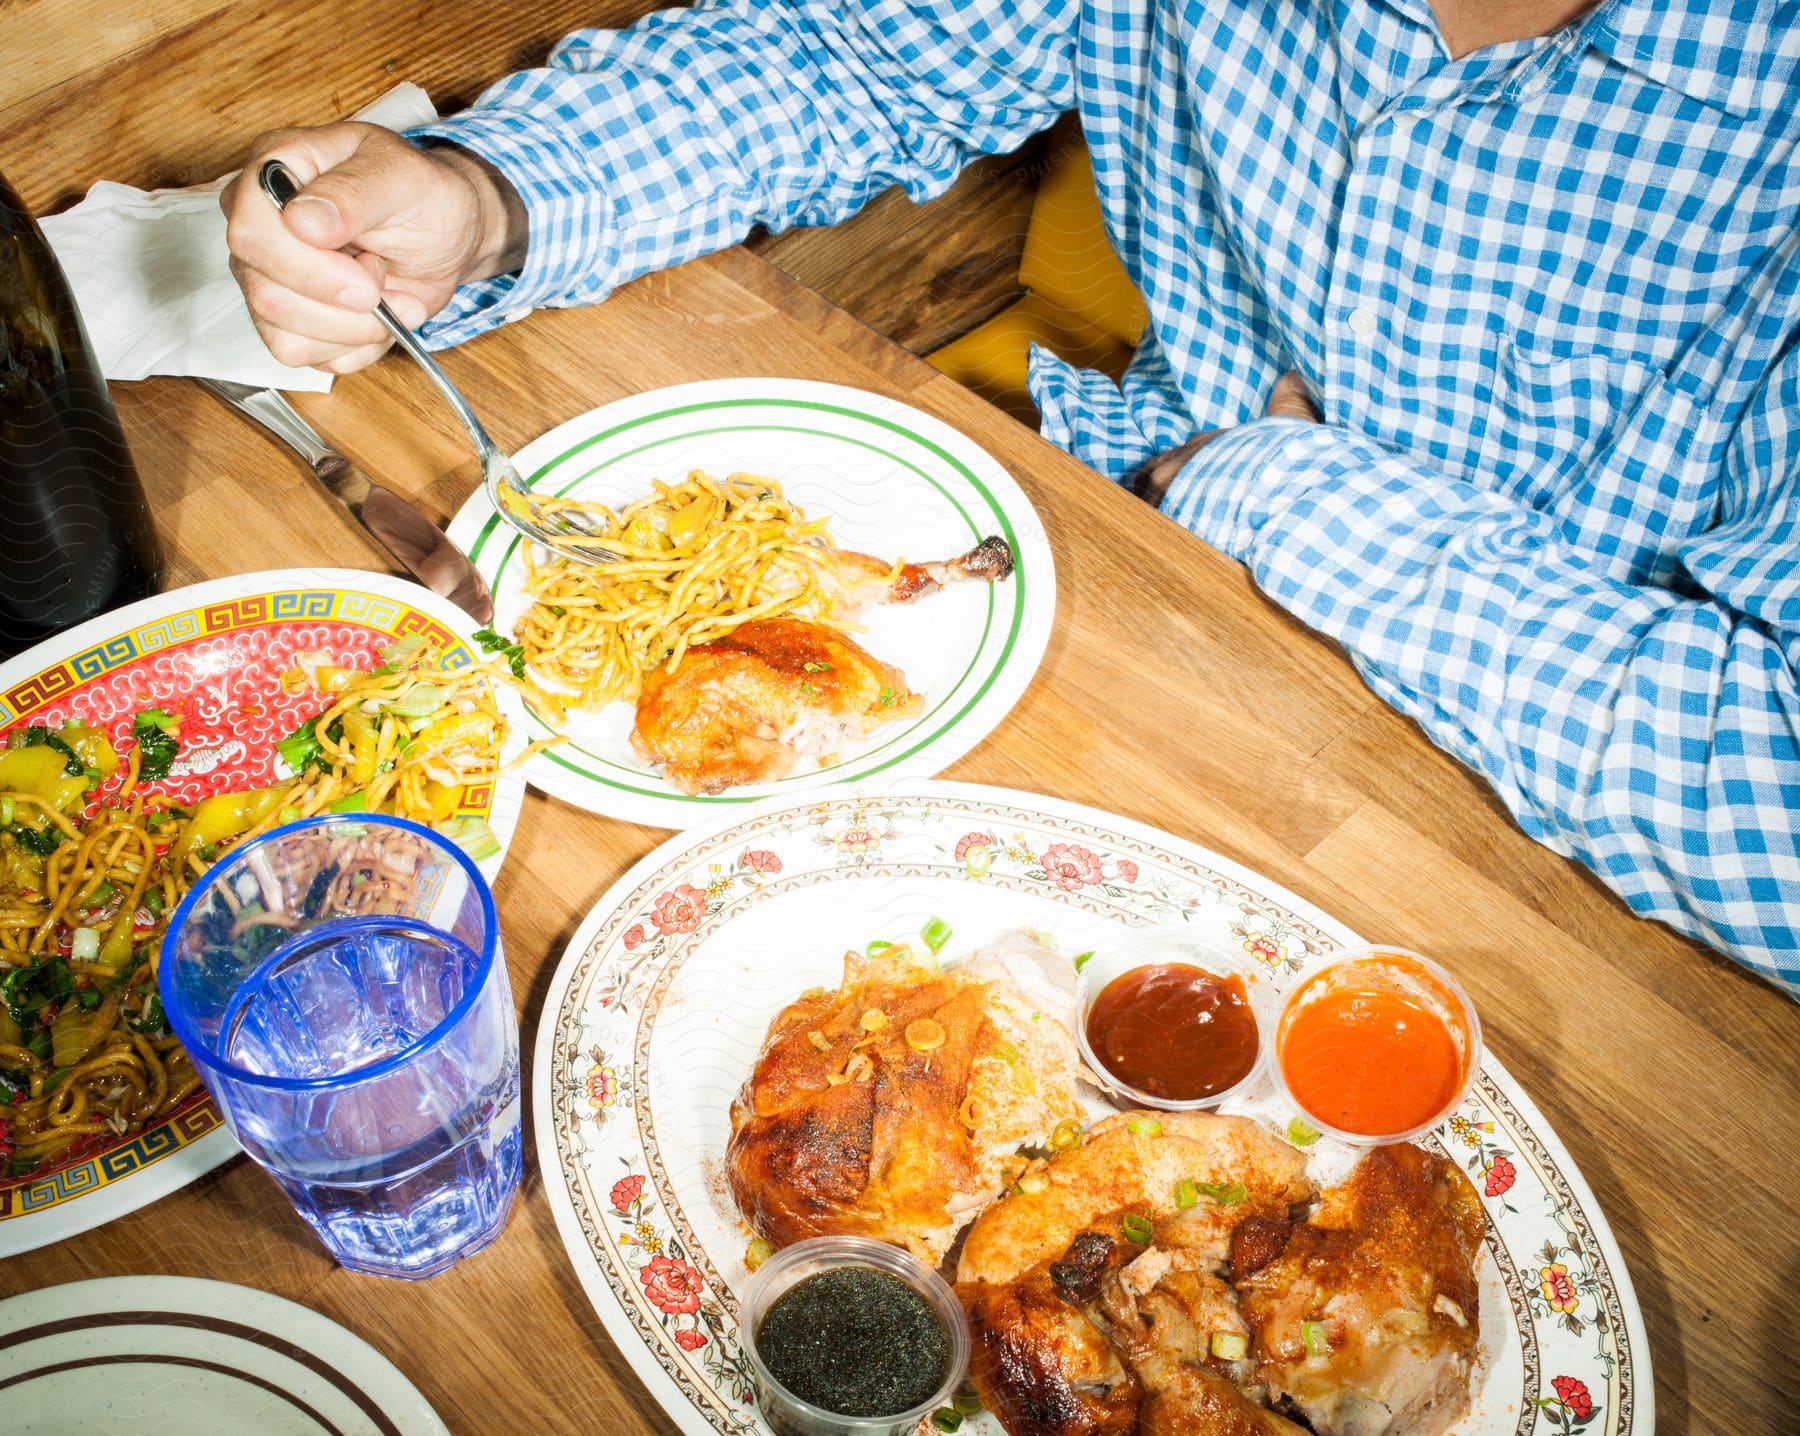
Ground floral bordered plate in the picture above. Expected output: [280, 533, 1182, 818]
[536, 781, 1649, 1436]
[446, 379, 1054, 830]
[0, 568, 528, 1256]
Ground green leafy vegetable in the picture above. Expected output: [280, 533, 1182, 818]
[1, 966, 33, 1021]
[6, 825, 63, 857]
[920, 916, 953, 954]
[472, 627, 527, 679]
[39, 960, 74, 1004]
[1073, 950, 1094, 972]
[878, 686, 896, 708]
[802, 661, 831, 673]
[19, 727, 84, 777]
[127, 994, 166, 1035]
[1301, 1320, 1330, 1356]
[1175, 1178, 1198, 1210]
[131, 710, 180, 781]
[1197, 1181, 1248, 1206]
[276, 717, 332, 777]
[1121, 1212, 1154, 1244]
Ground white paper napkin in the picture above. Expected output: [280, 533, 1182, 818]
[40, 82, 438, 393]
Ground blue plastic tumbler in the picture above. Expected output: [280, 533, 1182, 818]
[160, 815, 521, 1278]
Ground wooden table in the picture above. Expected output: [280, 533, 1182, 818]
[4, 247, 1795, 1434]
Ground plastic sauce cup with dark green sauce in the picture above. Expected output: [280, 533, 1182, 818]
[738, 1236, 971, 1436]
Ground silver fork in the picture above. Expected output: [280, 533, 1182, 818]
[257, 159, 619, 565]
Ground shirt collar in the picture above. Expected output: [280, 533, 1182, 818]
[1588, 0, 1796, 119]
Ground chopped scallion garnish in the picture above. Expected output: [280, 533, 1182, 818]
[1287, 1116, 1322, 1147]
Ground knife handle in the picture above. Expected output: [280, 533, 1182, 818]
[197, 378, 329, 463]
[198, 379, 373, 514]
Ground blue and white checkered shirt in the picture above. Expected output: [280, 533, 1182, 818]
[412, 0, 1800, 994]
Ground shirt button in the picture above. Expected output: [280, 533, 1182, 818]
[1348, 306, 1378, 338]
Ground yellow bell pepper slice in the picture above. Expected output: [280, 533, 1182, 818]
[170, 784, 288, 871]
[0, 745, 89, 814]
[59, 724, 120, 781]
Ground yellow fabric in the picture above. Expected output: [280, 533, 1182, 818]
[1018, 138, 1148, 345]
[928, 132, 1145, 419]
[928, 290, 1134, 424]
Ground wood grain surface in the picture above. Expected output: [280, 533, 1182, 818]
[0, 0, 1038, 356]
[2, 246, 1795, 1436]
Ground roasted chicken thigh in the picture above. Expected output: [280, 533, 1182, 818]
[631, 618, 918, 794]
[956, 1111, 1313, 1436]
[955, 1119, 1486, 1436]
[726, 937, 1083, 1264]
[1234, 1143, 1486, 1436]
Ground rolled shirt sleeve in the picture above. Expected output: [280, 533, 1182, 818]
[1162, 414, 1800, 991]
[406, 0, 1077, 348]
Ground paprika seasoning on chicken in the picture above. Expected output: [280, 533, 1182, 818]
[1084, 963, 1262, 1101]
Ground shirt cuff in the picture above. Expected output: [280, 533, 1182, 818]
[1157, 417, 1337, 560]
[405, 110, 621, 349]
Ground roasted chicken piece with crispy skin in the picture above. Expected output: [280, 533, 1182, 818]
[1234, 1143, 1486, 1436]
[630, 535, 1013, 794]
[955, 1111, 1313, 1436]
[631, 618, 919, 794]
[726, 938, 1083, 1265]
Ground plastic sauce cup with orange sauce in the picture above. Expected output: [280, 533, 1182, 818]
[1271, 946, 1482, 1145]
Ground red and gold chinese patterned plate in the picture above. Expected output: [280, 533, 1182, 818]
[535, 780, 1650, 1436]
[0, 569, 526, 1256]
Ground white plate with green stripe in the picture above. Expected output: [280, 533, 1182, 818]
[446, 379, 1054, 829]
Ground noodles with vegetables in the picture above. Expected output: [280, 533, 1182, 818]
[0, 636, 517, 1179]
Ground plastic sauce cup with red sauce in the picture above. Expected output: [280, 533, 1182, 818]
[1272, 946, 1482, 1145]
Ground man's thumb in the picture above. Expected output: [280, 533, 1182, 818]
[264, 124, 399, 252]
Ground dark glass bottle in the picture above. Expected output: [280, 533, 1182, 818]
[0, 167, 163, 660]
